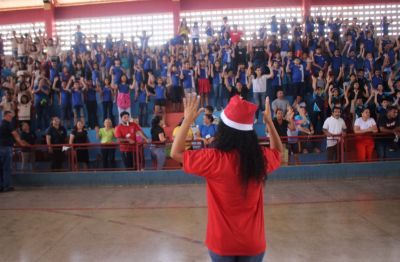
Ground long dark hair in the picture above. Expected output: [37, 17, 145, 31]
[215, 121, 267, 189]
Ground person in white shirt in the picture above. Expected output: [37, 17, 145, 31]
[323, 107, 347, 161]
[354, 108, 378, 162]
[248, 65, 273, 123]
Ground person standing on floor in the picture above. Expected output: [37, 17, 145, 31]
[322, 106, 347, 162]
[96, 118, 116, 169]
[0, 111, 29, 192]
[46, 117, 68, 170]
[171, 95, 282, 262]
[354, 108, 378, 162]
[115, 111, 149, 169]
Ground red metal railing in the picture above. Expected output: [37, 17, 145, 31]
[12, 133, 400, 173]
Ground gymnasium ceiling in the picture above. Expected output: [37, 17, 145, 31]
[0, 0, 136, 11]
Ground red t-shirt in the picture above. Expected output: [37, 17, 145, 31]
[183, 147, 280, 256]
[230, 31, 243, 44]
[114, 122, 142, 152]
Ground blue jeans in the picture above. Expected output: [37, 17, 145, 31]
[35, 104, 49, 130]
[213, 83, 226, 110]
[208, 250, 265, 262]
[102, 101, 114, 124]
[376, 141, 390, 160]
[139, 102, 148, 127]
[0, 146, 13, 190]
[101, 148, 115, 169]
[253, 92, 266, 120]
[151, 146, 166, 170]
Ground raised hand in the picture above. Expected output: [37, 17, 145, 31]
[183, 93, 203, 124]
[286, 106, 294, 120]
[263, 97, 273, 123]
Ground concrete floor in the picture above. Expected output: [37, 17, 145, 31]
[0, 178, 399, 262]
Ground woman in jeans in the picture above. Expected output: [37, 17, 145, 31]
[248, 65, 273, 124]
[150, 116, 166, 170]
[211, 60, 224, 110]
[96, 118, 116, 169]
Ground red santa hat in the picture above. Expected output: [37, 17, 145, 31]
[220, 95, 258, 131]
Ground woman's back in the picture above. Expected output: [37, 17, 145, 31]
[183, 147, 280, 256]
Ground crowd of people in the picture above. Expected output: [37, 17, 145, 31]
[1, 13, 400, 175]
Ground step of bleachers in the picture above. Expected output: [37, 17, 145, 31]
[165, 112, 184, 138]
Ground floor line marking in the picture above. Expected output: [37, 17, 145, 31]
[0, 197, 399, 212]
[46, 209, 204, 246]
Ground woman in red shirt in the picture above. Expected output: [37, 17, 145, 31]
[171, 95, 283, 261]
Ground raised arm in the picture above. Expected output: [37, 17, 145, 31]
[171, 94, 203, 163]
[264, 97, 283, 153]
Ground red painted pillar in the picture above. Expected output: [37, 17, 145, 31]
[172, 0, 181, 35]
[302, 0, 311, 20]
[43, 1, 56, 38]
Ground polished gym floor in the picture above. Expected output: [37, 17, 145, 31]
[0, 178, 399, 262]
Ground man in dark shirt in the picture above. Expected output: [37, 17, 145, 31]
[20, 122, 37, 171]
[234, 41, 248, 70]
[0, 111, 28, 192]
[226, 82, 249, 102]
[46, 117, 67, 170]
[272, 107, 296, 137]
[377, 106, 400, 159]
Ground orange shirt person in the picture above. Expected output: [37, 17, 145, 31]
[171, 95, 283, 261]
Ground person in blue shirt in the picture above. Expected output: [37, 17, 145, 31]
[305, 16, 315, 37]
[67, 76, 86, 125]
[82, 79, 99, 129]
[137, 30, 152, 52]
[317, 16, 325, 37]
[270, 16, 278, 35]
[279, 18, 288, 37]
[258, 23, 267, 41]
[328, 17, 341, 42]
[313, 47, 327, 75]
[205, 21, 215, 44]
[196, 59, 211, 107]
[371, 69, 384, 90]
[211, 60, 224, 110]
[104, 50, 114, 77]
[159, 55, 169, 81]
[110, 59, 125, 85]
[53, 77, 72, 129]
[180, 61, 195, 95]
[269, 60, 283, 101]
[197, 114, 218, 148]
[148, 76, 167, 127]
[32, 78, 50, 131]
[330, 49, 343, 78]
[100, 78, 114, 125]
[168, 65, 182, 112]
[279, 33, 291, 60]
[134, 59, 145, 89]
[381, 16, 391, 36]
[286, 58, 305, 105]
[136, 82, 149, 127]
[362, 30, 375, 55]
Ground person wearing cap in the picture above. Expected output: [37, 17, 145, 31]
[115, 111, 149, 169]
[171, 95, 283, 261]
